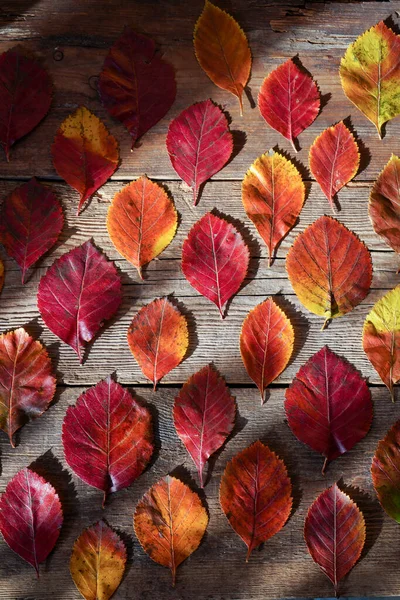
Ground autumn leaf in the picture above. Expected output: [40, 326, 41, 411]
[220, 441, 292, 561]
[0, 328, 56, 447]
[242, 150, 305, 266]
[369, 154, 400, 267]
[0, 468, 63, 574]
[0, 258, 4, 293]
[0, 178, 64, 283]
[63, 377, 153, 504]
[309, 121, 360, 211]
[240, 298, 294, 404]
[134, 475, 208, 585]
[99, 28, 176, 148]
[340, 21, 400, 137]
[182, 212, 249, 318]
[363, 285, 400, 401]
[0, 50, 52, 160]
[166, 99, 233, 205]
[127, 297, 188, 388]
[258, 58, 320, 151]
[285, 346, 372, 473]
[52, 106, 119, 215]
[194, 1, 251, 115]
[37, 240, 122, 363]
[173, 364, 235, 487]
[286, 215, 372, 329]
[107, 175, 177, 279]
[70, 520, 127, 600]
[371, 420, 400, 522]
[304, 484, 365, 595]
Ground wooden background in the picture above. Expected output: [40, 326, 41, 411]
[1, 0, 400, 598]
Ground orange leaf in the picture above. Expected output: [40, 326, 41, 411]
[52, 106, 119, 215]
[220, 441, 292, 561]
[242, 150, 305, 266]
[107, 175, 177, 279]
[127, 297, 188, 389]
[240, 298, 294, 404]
[286, 216, 372, 329]
[134, 475, 208, 585]
[309, 121, 359, 211]
[194, 0, 251, 115]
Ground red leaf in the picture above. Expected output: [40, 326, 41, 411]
[37, 240, 122, 363]
[63, 377, 153, 504]
[220, 441, 292, 561]
[309, 121, 360, 211]
[99, 28, 176, 148]
[0, 50, 52, 160]
[0, 178, 64, 283]
[258, 58, 320, 151]
[173, 364, 235, 487]
[166, 100, 233, 205]
[304, 483, 365, 594]
[0, 328, 56, 447]
[285, 346, 372, 473]
[182, 212, 249, 318]
[0, 468, 63, 574]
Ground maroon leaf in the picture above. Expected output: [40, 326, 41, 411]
[173, 364, 236, 487]
[63, 377, 153, 504]
[0, 50, 52, 160]
[166, 99, 233, 205]
[285, 346, 372, 473]
[37, 240, 122, 363]
[99, 28, 176, 148]
[0, 178, 64, 283]
[0, 468, 63, 574]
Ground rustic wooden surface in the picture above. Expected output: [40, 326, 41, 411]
[1, 1, 400, 598]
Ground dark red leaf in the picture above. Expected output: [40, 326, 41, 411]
[63, 377, 153, 504]
[285, 346, 372, 473]
[99, 28, 176, 148]
[173, 364, 235, 487]
[166, 100, 233, 205]
[0, 50, 52, 160]
[0, 178, 64, 283]
[37, 240, 122, 363]
[0, 468, 63, 574]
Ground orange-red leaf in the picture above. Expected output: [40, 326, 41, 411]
[240, 298, 294, 403]
[194, 1, 251, 114]
[52, 106, 119, 214]
[0, 328, 56, 447]
[309, 121, 359, 211]
[304, 484, 365, 594]
[134, 475, 208, 585]
[242, 150, 305, 266]
[173, 364, 235, 487]
[220, 441, 292, 561]
[286, 215, 372, 329]
[182, 212, 249, 318]
[258, 58, 320, 150]
[127, 297, 188, 388]
[107, 175, 177, 279]
[371, 420, 400, 523]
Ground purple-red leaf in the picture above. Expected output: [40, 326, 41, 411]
[173, 364, 235, 487]
[166, 100, 233, 205]
[37, 240, 122, 363]
[0, 178, 64, 283]
[285, 346, 372, 473]
[99, 28, 176, 148]
[182, 212, 249, 318]
[0, 50, 52, 160]
[0, 468, 63, 574]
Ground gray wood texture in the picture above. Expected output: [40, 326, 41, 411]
[1, 0, 400, 598]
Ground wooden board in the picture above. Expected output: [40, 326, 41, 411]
[1, 1, 400, 598]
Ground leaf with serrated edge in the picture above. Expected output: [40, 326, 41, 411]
[173, 364, 235, 487]
[134, 475, 208, 586]
[372, 420, 400, 522]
